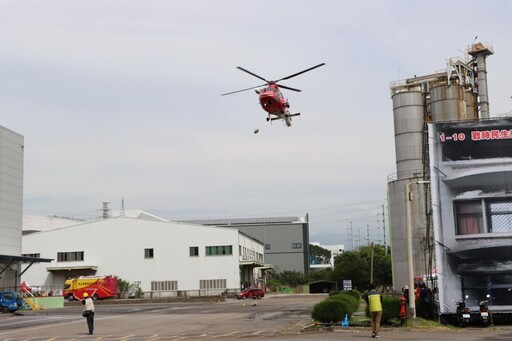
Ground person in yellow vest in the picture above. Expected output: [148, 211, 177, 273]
[365, 283, 383, 338]
[81, 292, 95, 335]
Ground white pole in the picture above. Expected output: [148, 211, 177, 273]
[405, 182, 416, 318]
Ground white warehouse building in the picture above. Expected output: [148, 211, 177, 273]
[21, 216, 264, 297]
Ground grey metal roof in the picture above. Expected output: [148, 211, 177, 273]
[175, 216, 301, 226]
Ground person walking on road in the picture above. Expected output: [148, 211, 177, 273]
[366, 283, 383, 338]
[81, 292, 95, 335]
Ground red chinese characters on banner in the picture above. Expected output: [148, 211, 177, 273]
[471, 129, 512, 141]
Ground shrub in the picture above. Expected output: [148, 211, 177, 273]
[328, 293, 359, 313]
[365, 295, 402, 324]
[381, 296, 401, 322]
[342, 289, 361, 301]
[312, 299, 347, 323]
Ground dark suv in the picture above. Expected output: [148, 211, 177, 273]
[236, 288, 265, 300]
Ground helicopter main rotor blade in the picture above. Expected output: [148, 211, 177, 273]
[275, 63, 325, 82]
[221, 84, 267, 96]
[236, 67, 269, 83]
[278, 84, 302, 92]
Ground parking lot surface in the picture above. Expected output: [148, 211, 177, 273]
[1, 294, 511, 340]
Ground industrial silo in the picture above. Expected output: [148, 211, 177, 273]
[389, 89, 430, 290]
[388, 176, 429, 292]
[392, 91, 425, 180]
[430, 85, 467, 121]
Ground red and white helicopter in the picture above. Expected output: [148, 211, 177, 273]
[222, 63, 325, 127]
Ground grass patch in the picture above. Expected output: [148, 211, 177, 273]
[397, 317, 455, 330]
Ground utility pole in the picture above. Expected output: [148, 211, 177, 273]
[367, 224, 370, 246]
[370, 242, 375, 283]
[121, 198, 126, 216]
[348, 222, 354, 251]
[102, 202, 110, 219]
[382, 204, 387, 254]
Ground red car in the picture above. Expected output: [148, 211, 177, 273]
[236, 288, 265, 300]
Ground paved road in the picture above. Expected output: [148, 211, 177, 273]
[1, 294, 511, 340]
[0, 294, 318, 340]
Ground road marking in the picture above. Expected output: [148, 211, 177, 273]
[0, 314, 127, 337]
[0, 315, 68, 327]
[209, 331, 239, 338]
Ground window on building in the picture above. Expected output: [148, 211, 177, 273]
[57, 251, 84, 262]
[455, 198, 512, 235]
[199, 279, 227, 289]
[21, 253, 40, 259]
[292, 243, 303, 249]
[487, 200, 512, 233]
[205, 245, 232, 256]
[265, 244, 271, 250]
[151, 280, 178, 291]
[144, 248, 154, 259]
[190, 246, 199, 257]
[455, 200, 484, 235]
[21, 253, 40, 263]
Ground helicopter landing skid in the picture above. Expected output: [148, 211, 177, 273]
[268, 112, 300, 127]
[269, 113, 301, 121]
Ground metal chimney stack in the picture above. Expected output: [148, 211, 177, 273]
[468, 43, 494, 119]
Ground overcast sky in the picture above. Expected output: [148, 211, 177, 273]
[1, 1, 511, 248]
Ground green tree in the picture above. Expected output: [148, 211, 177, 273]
[279, 270, 308, 286]
[332, 249, 369, 290]
[371, 245, 392, 285]
[306, 268, 333, 283]
[332, 244, 391, 290]
[309, 244, 331, 264]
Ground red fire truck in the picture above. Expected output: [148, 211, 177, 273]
[63, 275, 118, 301]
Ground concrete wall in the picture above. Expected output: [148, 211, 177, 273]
[0, 126, 24, 291]
[24, 296, 64, 310]
[0, 126, 24, 256]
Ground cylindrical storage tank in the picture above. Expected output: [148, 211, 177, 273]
[392, 91, 425, 180]
[464, 91, 478, 120]
[388, 177, 428, 290]
[430, 85, 467, 121]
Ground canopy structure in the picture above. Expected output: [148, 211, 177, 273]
[46, 265, 98, 272]
[0, 254, 53, 278]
